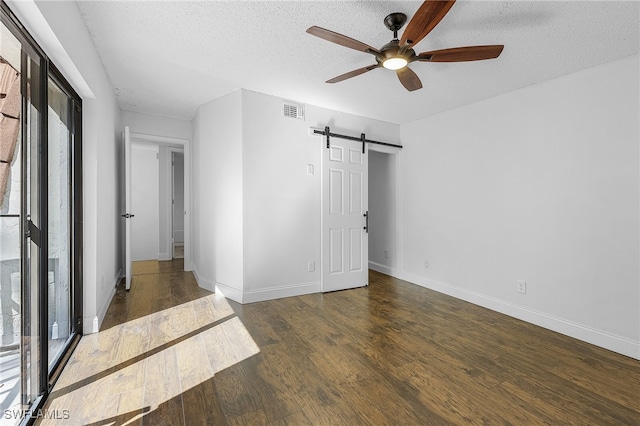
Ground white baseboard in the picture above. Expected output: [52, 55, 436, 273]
[215, 281, 243, 303]
[83, 269, 121, 334]
[402, 271, 640, 360]
[192, 264, 215, 292]
[183, 259, 193, 272]
[243, 281, 321, 304]
[98, 270, 120, 330]
[368, 261, 395, 276]
[158, 252, 172, 261]
[83, 316, 97, 334]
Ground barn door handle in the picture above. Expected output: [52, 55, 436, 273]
[363, 211, 368, 233]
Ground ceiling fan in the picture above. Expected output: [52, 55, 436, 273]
[306, 0, 504, 91]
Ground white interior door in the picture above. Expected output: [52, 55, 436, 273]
[322, 136, 369, 292]
[123, 126, 133, 290]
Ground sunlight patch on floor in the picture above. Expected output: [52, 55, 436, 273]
[38, 293, 259, 425]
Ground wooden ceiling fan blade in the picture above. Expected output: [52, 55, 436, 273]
[417, 45, 504, 62]
[396, 67, 422, 91]
[400, 0, 456, 47]
[326, 64, 380, 83]
[307, 26, 380, 55]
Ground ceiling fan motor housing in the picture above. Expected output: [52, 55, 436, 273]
[378, 40, 416, 64]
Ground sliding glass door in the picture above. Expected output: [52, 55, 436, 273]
[1, 4, 82, 425]
[0, 14, 45, 421]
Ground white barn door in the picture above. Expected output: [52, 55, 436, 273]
[322, 135, 368, 292]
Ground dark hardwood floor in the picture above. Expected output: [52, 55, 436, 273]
[41, 260, 639, 425]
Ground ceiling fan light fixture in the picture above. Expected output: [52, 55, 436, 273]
[308, 1, 504, 92]
[382, 57, 408, 70]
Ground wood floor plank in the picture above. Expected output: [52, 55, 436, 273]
[238, 355, 303, 423]
[142, 346, 184, 426]
[497, 378, 588, 424]
[497, 350, 640, 424]
[180, 373, 227, 426]
[213, 363, 264, 422]
[269, 410, 312, 426]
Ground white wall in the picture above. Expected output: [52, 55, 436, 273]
[399, 55, 639, 359]
[9, 1, 123, 333]
[191, 89, 400, 302]
[192, 90, 244, 297]
[368, 150, 395, 274]
[131, 143, 160, 261]
[121, 110, 192, 141]
[240, 89, 400, 302]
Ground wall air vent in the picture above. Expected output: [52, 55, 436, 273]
[283, 102, 304, 120]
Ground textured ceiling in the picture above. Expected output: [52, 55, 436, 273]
[76, 1, 639, 124]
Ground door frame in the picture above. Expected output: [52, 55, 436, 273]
[366, 144, 401, 277]
[129, 132, 192, 270]
[47, 63, 84, 380]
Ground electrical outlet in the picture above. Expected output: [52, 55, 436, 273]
[384, 250, 389, 259]
[424, 259, 429, 269]
[308, 261, 315, 272]
[517, 280, 527, 294]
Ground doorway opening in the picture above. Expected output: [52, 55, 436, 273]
[367, 149, 397, 276]
[122, 130, 191, 291]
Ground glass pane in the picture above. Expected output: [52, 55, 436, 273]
[0, 21, 23, 421]
[47, 77, 71, 369]
[24, 49, 43, 414]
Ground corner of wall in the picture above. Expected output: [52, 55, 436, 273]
[369, 261, 396, 277]
[215, 282, 243, 304]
